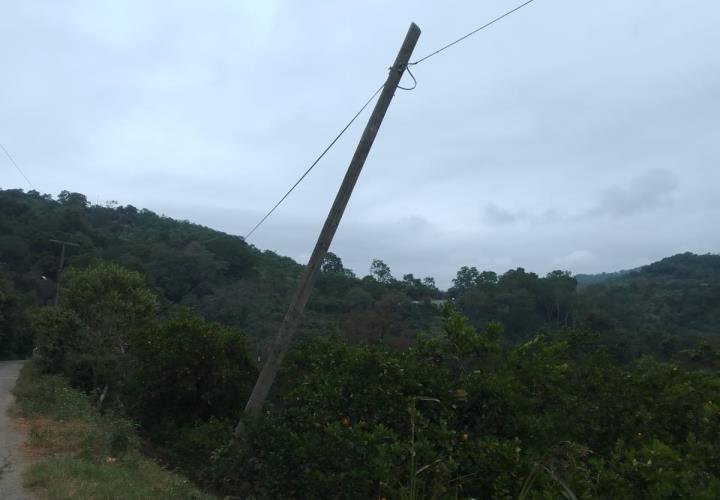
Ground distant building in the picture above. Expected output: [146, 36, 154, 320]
[411, 299, 448, 307]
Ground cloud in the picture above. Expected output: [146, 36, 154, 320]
[586, 169, 678, 218]
[1, 1, 718, 289]
[401, 215, 434, 233]
[482, 203, 520, 226]
[553, 250, 597, 270]
[538, 209, 561, 225]
[482, 205, 564, 227]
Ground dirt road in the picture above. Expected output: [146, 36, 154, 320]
[0, 360, 31, 500]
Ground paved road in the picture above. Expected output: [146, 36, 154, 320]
[0, 361, 31, 500]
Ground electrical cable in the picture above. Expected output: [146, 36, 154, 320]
[244, 0, 537, 239]
[0, 142, 36, 191]
[410, 0, 536, 66]
[244, 84, 384, 240]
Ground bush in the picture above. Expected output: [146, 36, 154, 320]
[203, 310, 720, 499]
[32, 307, 84, 376]
[32, 262, 158, 402]
[126, 308, 256, 442]
[170, 418, 234, 482]
[0, 272, 31, 359]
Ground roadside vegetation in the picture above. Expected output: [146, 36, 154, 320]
[11, 362, 210, 500]
[2, 188, 720, 498]
[19, 264, 720, 497]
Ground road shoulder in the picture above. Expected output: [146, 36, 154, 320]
[1, 360, 32, 500]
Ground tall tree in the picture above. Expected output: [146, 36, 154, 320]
[322, 252, 345, 274]
[61, 262, 157, 401]
[452, 266, 481, 292]
[422, 277, 437, 289]
[370, 259, 394, 284]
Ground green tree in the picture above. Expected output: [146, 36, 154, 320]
[57, 190, 88, 207]
[542, 270, 577, 327]
[32, 306, 84, 373]
[55, 262, 157, 400]
[370, 259, 394, 284]
[128, 308, 256, 442]
[402, 273, 422, 287]
[344, 287, 373, 310]
[451, 266, 480, 292]
[0, 272, 30, 358]
[478, 270, 498, 285]
[321, 251, 344, 273]
[422, 276, 437, 290]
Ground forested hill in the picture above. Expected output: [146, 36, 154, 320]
[0, 188, 444, 354]
[447, 252, 720, 362]
[579, 253, 720, 352]
[4, 188, 720, 498]
[2, 188, 719, 362]
[575, 269, 632, 286]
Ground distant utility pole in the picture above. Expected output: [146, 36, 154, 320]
[238, 22, 421, 431]
[49, 238, 80, 305]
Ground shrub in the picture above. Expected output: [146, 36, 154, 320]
[32, 307, 84, 376]
[170, 418, 235, 482]
[126, 308, 256, 442]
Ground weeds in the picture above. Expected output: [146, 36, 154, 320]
[12, 362, 211, 500]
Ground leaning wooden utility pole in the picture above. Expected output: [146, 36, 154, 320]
[237, 22, 421, 431]
[49, 238, 80, 305]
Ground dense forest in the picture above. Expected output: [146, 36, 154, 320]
[2, 187, 720, 498]
[0, 188, 444, 357]
[3, 188, 719, 360]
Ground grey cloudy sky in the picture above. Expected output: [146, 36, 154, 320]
[2, 1, 719, 287]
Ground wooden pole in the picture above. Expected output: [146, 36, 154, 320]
[238, 22, 421, 430]
[50, 239, 80, 305]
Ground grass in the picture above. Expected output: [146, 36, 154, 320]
[12, 363, 212, 500]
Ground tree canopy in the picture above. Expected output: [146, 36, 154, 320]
[2, 187, 720, 498]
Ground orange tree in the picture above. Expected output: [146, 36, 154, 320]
[207, 307, 720, 499]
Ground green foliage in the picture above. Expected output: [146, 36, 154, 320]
[451, 265, 482, 291]
[33, 262, 157, 398]
[0, 271, 31, 358]
[170, 418, 235, 481]
[127, 308, 256, 441]
[577, 253, 720, 358]
[0, 188, 442, 349]
[13, 363, 137, 459]
[447, 253, 720, 363]
[206, 311, 512, 497]
[591, 438, 720, 498]
[62, 262, 158, 338]
[214, 416, 403, 498]
[32, 307, 84, 374]
[13, 364, 210, 500]
[321, 251, 356, 278]
[28, 262, 258, 490]
[5, 188, 720, 498]
[13, 363, 95, 421]
[370, 258, 395, 284]
[206, 310, 720, 499]
[25, 457, 210, 500]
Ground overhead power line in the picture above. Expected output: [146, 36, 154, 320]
[409, 0, 536, 65]
[243, 0, 537, 240]
[0, 142, 36, 191]
[244, 84, 384, 241]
